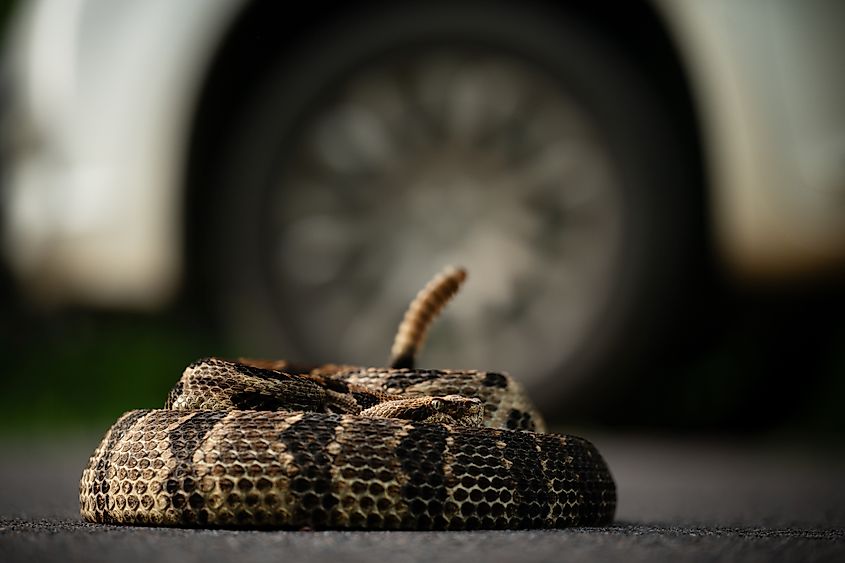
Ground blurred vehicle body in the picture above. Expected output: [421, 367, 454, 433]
[2, 0, 845, 414]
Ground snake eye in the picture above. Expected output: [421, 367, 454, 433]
[431, 398, 444, 411]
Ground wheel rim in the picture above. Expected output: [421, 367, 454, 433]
[266, 48, 625, 390]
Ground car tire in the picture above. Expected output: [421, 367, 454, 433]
[199, 1, 702, 420]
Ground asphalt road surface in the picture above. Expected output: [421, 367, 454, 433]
[2, 433, 844, 563]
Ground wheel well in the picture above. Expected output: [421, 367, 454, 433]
[544, 1, 711, 265]
[182, 0, 710, 308]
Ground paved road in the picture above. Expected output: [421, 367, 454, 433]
[2, 434, 844, 562]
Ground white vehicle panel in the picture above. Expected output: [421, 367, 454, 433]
[654, 0, 845, 277]
[3, 0, 244, 307]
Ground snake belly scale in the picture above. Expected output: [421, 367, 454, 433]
[80, 267, 616, 529]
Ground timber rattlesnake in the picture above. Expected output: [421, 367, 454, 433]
[80, 267, 616, 529]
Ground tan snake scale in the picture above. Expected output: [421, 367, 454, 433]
[80, 268, 616, 529]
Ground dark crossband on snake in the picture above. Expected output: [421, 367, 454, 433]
[80, 267, 616, 530]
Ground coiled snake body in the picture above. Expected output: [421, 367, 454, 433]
[80, 268, 616, 529]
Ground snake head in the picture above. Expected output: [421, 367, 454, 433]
[429, 395, 484, 427]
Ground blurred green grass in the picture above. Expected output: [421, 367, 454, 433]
[2, 301, 844, 440]
[0, 311, 221, 435]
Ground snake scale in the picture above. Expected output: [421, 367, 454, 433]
[80, 267, 616, 530]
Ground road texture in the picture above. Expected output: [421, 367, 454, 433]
[1, 433, 843, 563]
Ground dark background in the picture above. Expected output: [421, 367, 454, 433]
[0, 0, 844, 442]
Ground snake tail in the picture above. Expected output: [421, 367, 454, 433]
[390, 266, 467, 369]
